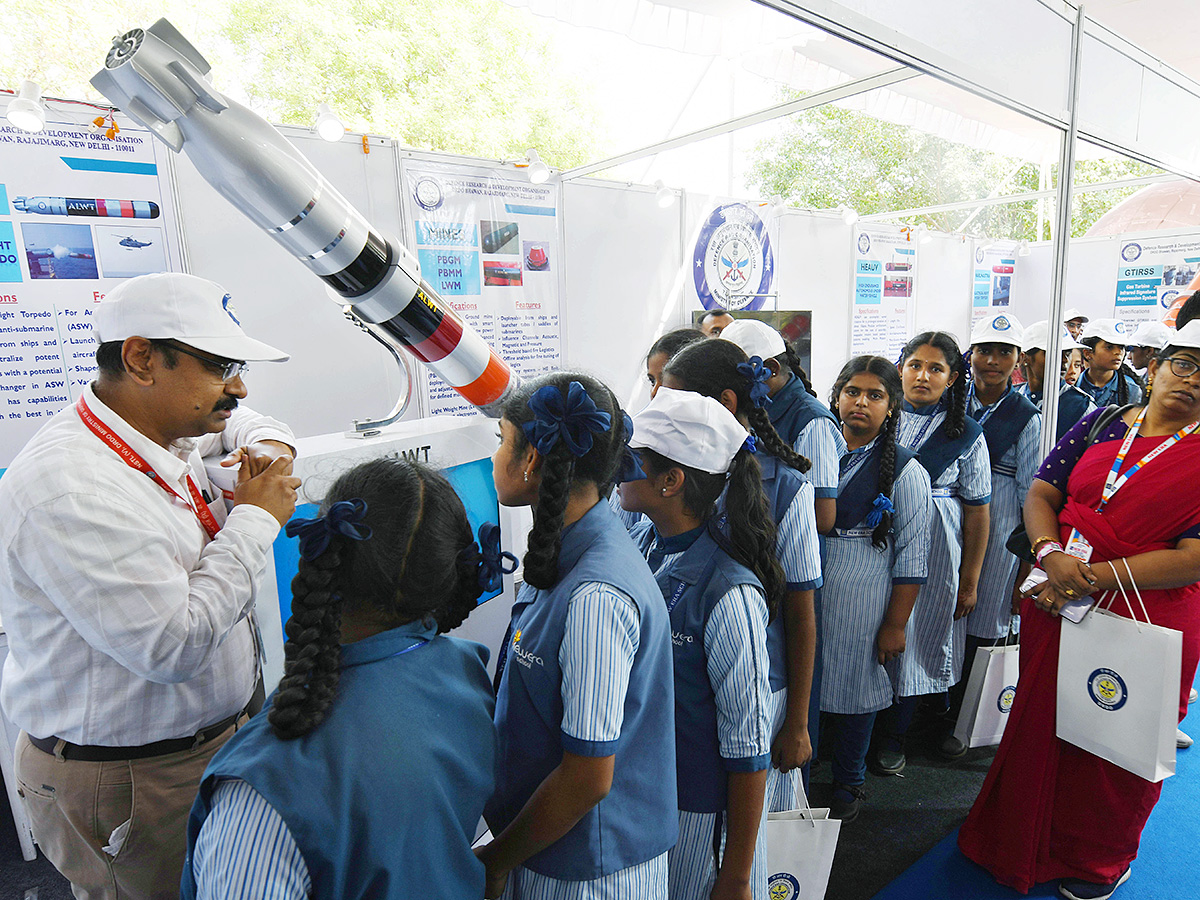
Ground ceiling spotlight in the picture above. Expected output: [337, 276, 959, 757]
[1018, 241, 1032, 257]
[314, 103, 344, 142]
[839, 205, 859, 226]
[524, 149, 550, 184]
[654, 180, 675, 208]
[7, 80, 46, 133]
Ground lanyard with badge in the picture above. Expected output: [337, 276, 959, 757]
[1063, 407, 1200, 564]
[77, 393, 268, 679]
[76, 394, 222, 539]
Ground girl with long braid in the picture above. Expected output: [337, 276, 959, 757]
[619, 388, 781, 900]
[871, 333, 991, 776]
[946, 314, 1042, 761]
[182, 458, 499, 900]
[822, 356, 931, 821]
[479, 373, 677, 899]
[662, 339, 823, 815]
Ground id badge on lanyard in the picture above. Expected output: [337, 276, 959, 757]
[1064, 528, 1093, 564]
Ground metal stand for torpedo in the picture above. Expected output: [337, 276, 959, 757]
[341, 305, 418, 439]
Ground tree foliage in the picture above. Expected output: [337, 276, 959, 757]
[747, 95, 1160, 240]
[0, 0, 601, 168]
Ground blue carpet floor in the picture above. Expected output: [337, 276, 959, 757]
[871, 673, 1200, 900]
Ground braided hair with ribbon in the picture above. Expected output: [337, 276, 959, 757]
[829, 355, 905, 549]
[501, 372, 627, 589]
[270, 457, 493, 740]
[663, 338, 812, 474]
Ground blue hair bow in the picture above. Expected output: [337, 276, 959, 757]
[523, 381, 612, 457]
[864, 493, 894, 528]
[285, 499, 372, 561]
[475, 522, 519, 593]
[616, 410, 647, 483]
[742, 433, 758, 454]
[736, 356, 773, 409]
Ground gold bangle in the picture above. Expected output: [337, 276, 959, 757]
[1031, 535, 1059, 551]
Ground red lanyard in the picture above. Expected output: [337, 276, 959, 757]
[76, 394, 222, 541]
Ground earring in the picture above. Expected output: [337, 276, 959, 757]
[661, 488, 667, 496]
[523, 471, 529, 482]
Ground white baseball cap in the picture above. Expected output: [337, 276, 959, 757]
[1128, 321, 1173, 350]
[629, 387, 748, 475]
[970, 313, 1024, 347]
[719, 318, 785, 362]
[1080, 318, 1131, 346]
[1021, 320, 1084, 354]
[94, 272, 288, 362]
[1063, 307, 1089, 324]
[1163, 320, 1200, 351]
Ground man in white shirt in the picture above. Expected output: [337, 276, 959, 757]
[0, 272, 301, 900]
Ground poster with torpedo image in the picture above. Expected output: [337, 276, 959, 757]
[0, 105, 184, 468]
[400, 158, 564, 418]
[850, 226, 917, 361]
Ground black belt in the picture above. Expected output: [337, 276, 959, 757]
[30, 679, 265, 762]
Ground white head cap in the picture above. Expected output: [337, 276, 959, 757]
[94, 272, 288, 362]
[718, 318, 785, 362]
[1021, 320, 1084, 353]
[629, 387, 748, 475]
[1128, 321, 1173, 350]
[1080, 318, 1131, 346]
[1063, 307, 1089, 324]
[1163, 320, 1200, 351]
[970, 313, 1024, 347]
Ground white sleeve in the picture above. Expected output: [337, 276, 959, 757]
[192, 778, 311, 900]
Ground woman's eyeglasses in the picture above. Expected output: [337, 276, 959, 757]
[1162, 356, 1200, 379]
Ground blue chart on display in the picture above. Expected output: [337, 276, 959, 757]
[693, 203, 773, 311]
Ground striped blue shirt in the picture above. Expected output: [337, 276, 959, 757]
[192, 779, 310, 900]
[795, 416, 847, 499]
[778, 479, 823, 590]
[560, 582, 640, 743]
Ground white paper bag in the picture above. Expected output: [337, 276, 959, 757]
[1057, 605, 1181, 782]
[765, 798, 840, 900]
[954, 643, 1020, 748]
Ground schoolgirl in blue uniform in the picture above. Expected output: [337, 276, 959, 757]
[1077, 318, 1144, 408]
[620, 387, 781, 900]
[182, 458, 498, 900]
[873, 333, 991, 775]
[480, 372, 677, 900]
[717, 318, 846, 800]
[661, 338, 823, 814]
[1016, 320, 1096, 441]
[946, 314, 1042, 760]
[822, 356, 932, 821]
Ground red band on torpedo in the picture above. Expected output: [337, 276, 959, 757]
[407, 312, 463, 363]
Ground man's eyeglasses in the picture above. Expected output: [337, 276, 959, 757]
[160, 341, 249, 383]
[1161, 356, 1200, 379]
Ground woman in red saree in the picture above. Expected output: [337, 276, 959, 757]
[959, 324, 1200, 900]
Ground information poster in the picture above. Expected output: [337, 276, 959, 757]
[851, 226, 916, 360]
[971, 241, 1019, 327]
[400, 160, 563, 417]
[1113, 234, 1200, 330]
[0, 112, 183, 468]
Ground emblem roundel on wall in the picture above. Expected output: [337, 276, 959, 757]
[694, 203, 774, 311]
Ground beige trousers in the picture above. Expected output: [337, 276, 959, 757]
[15, 723, 238, 900]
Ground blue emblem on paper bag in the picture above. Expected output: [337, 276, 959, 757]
[768, 872, 801, 900]
[1088, 668, 1128, 711]
[997, 685, 1016, 713]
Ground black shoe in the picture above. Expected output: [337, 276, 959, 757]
[868, 747, 906, 776]
[1058, 866, 1131, 900]
[830, 782, 866, 823]
[937, 734, 969, 761]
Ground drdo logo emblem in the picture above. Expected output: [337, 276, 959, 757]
[694, 203, 774, 312]
[1088, 668, 1128, 711]
[997, 685, 1016, 714]
[768, 872, 801, 900]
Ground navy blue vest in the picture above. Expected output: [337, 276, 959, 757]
[181, 623, 496, 900]
[717, 451, 804, 691]
[835, 442, 918, 532]
[768, 373, 839, 445]
[486, 501, 677, 881]
[631, 522, 766, 813]
[1025, 384, 1094, 442]
[971, 389, 1039, 470]
[906, 406, 984, 485]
